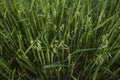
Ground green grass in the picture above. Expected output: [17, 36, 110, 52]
[0, 0, 120, 80]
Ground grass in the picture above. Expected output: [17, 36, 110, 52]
[0, 0, 120, 79]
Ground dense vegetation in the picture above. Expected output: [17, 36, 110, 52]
[0, 0, 120, 80]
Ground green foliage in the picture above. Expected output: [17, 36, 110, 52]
[0, 0, 120, 79]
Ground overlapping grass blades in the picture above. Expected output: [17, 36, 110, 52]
[0, 0, 120, 79]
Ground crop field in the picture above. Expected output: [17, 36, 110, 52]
[0, 0, 120, 80]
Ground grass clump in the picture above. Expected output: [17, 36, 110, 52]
[0, 0, 120, 80]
